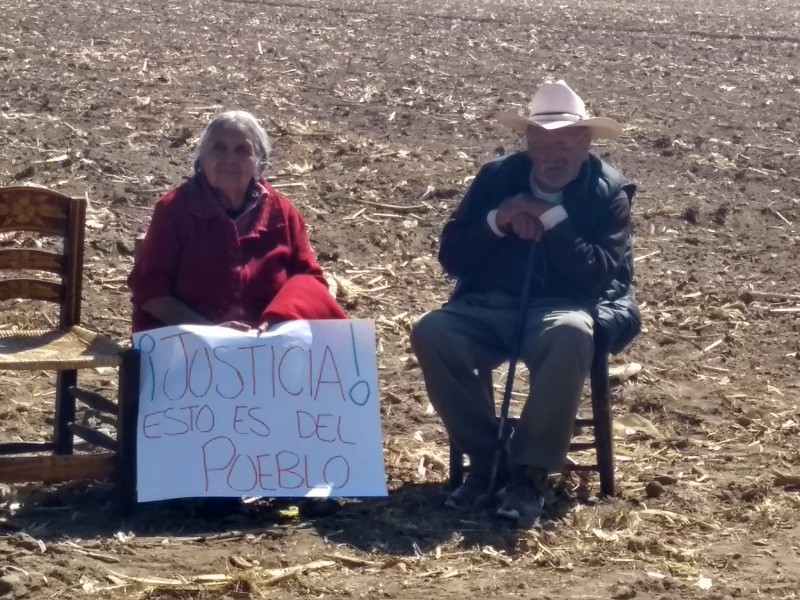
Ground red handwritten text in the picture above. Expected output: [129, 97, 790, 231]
[152, 333, 357, 403]
[142, 405, 216, 438]
[201, 436, 351, 492]
[296, 410, 356, 445]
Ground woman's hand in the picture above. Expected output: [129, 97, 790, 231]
[256, 320, 274, 335]
[218, 320, 251, 332]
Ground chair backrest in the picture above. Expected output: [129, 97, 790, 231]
[0, 186, 86, 328]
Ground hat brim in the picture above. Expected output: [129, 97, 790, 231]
[496, 112, 623, 139]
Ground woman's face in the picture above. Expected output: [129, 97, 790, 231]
[200, 125, 258, 205]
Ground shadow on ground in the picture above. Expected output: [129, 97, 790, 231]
[1, 479, 584, 556]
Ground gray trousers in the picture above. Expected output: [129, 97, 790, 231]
[410, 292, 593, 476]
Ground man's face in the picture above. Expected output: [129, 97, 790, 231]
[526, 126, 591, 192]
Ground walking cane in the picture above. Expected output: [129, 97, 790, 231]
[487, 241, 539, 496]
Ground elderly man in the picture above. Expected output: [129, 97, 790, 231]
[411, 80, 639, 520]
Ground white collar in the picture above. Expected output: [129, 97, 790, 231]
[529, 170, 564, 204]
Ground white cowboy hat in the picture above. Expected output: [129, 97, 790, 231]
[497, 80, 623, 139]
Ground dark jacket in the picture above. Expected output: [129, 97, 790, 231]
[439, 152, 640, 354]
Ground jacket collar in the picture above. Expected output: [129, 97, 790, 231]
[563, 156, 595, 199]
[184, 174, 274, 220]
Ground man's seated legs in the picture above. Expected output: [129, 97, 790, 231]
[410, 297, 509, 507]
[497, 303, 594, 520]
[412, 295, 594, 515]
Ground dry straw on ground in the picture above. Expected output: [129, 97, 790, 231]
[2, 0, 800, 598]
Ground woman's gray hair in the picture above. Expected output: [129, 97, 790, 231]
[194, 110, 271, 176]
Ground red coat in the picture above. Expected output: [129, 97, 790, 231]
[128, 176, 346, 332]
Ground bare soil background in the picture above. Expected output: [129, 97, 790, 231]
[1, 0, 799, 598]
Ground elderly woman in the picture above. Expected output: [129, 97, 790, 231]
[129, 110, 346, 333]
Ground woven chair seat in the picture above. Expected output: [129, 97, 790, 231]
[0, 325, 123, 370]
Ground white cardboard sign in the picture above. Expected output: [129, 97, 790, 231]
[132, 320, 387, 502]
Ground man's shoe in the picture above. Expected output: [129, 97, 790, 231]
[496, 467, 548, 522]
[445, 472, 490, 509]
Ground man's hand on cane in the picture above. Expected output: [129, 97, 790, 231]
[496, 194, 551, 242]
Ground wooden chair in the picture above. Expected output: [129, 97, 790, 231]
[0, 186, 139, 511]
[448, 334, 617, 496]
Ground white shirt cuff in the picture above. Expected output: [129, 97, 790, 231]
[539, 205, 568, 231]
[486, 209, 506, 237]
